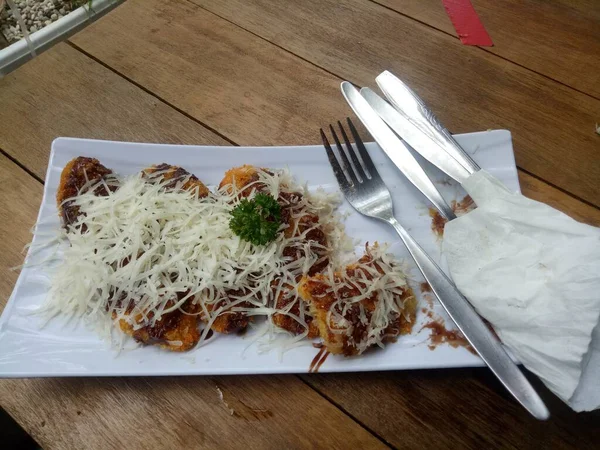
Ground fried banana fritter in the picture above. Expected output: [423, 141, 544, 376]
[116, 164, 210, 349]
[56, 157, 116, 228]
[57, 159, 211, 352]
[218, 165, 330, 336]
[142, 163, 210, 197]
[116, 299, 201, 352]
[271, 281, 319, 338]
[117, 164, 209, 350]
[298, 253, 416, 356]
[204, 289, 252, 334]
[219, 164, 266, 197]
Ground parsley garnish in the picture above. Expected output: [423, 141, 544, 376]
[229, 193, 282, 245]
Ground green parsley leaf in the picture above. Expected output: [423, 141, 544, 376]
[229, 193, 282, 245]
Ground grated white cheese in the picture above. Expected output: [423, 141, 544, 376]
[38, 167, 346, 346]
[35, 164, 413, 356]
[314, 244, 413, 355]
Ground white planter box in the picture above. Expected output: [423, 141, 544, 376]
[0, 0, 122, 76]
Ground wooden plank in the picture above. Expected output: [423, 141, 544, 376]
[302, 369, 600, 449]
[375, 0, 600, 98]
[102, 0, 600, 206]
[0, 155, 386, 450]
[69, 0, 345, 147]
[518, 171, 600, 227]
[0, 43, 230, 180]
[3, 375, 386, 450]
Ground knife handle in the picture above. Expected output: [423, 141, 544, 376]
[376, 71, 481, 175]
[361, 87, 472, 184]
[387, 215, 550, 420]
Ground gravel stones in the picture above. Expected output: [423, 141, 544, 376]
[0, 0, 78, 44]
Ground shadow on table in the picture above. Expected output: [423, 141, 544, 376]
[0, 407, 39, 450]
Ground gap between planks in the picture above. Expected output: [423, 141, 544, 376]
[0, 147, 44, 185]
[180, 0, 347, 85]
[518, 166, 600, 213]
[65, 41, 238, 147]
[298, 375, 397, 449]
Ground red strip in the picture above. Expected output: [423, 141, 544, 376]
[442, 0, 493, 46]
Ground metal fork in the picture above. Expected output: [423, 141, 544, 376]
[321, 119, 549, 421]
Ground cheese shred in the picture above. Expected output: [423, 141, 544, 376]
[35, 165, 411, 355]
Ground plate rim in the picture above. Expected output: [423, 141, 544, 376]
[0, 130, 515, 377]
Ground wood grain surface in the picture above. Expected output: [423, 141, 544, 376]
[304, 370, 600, 449]
[70, 0, 346, 147]
[0, 43, 230, 180]
[376, 0, 600, 98]
[0, 0, 599, 448]
[517, 171, 600, 226]
[1, 374, 386, 450]
[175, 0, 600, 206]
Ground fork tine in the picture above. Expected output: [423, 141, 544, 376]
[337, 121, 364, 183]
[320, 128, 353, 191]
[329, 124, 359, 185]
[346, 118, 381, 181]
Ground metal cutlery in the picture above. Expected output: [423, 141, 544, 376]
[375, 71, 480, 176]
[360, 87, 471, 184]
[320, 118, 550, 421]
[340, 81, 456, 221]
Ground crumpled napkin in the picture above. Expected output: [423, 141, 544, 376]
[443, 170, 600, 412]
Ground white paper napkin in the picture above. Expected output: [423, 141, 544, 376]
[443, 170, 600, 412]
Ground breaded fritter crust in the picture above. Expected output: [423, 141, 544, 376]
[298, 253, 416, 356]
[204, 288, 252, 334]
[58, 159, 208, 352]
[115, 299, 201, 352]
[56, 157, 115, 228]
[218, 165, 329, 336]
[142, 163, 210, 197]
[219, 164, 265, 197]
[271, 281, 319, 338]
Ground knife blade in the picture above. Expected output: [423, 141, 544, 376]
[376, 70, 481, 176]
[341, 81, 456, 221]
[360, 87, 472, 184]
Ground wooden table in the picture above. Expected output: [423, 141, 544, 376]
[1, 0, 599, 448]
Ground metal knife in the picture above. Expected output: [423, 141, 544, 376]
[360, 87, 471, 184]
[341, 82, 456, 221]
[375, 70, 481, 177]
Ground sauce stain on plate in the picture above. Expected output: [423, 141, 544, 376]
[422, 320, 476, 355]
[429, 208, 448, 239]
[452, 194, 475, 216]
[309, 345, 330, 373]
[429, 194, 476, 239]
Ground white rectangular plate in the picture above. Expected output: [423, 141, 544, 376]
[0, 130, 519, 377]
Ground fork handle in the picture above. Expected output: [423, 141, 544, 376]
[387, 216, 550, 420]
